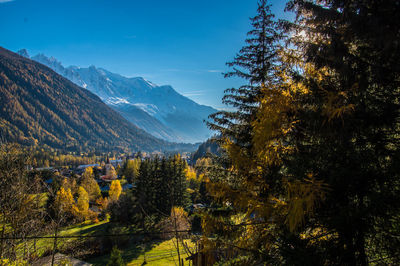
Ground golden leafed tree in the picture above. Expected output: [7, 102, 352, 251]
[81, 167, 101, 202]
[109, 180, 122, 202]
[76, 186, 89, 218]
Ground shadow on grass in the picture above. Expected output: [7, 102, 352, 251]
[77, 221, 110, 236]
[87, 239, 161, 266]
[82, 223, 161, 265]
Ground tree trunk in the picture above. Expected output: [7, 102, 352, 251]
[173, 208, 181, 266]
[355, 224, 368, 265]
[0, 223, 5, 258]
[51, 224, 58, 266]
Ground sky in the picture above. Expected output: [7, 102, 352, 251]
[0, 0, 292, 110]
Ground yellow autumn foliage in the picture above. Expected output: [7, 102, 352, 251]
[109, 180, 122, 202]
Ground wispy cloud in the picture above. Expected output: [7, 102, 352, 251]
[0, 0, 15, 3]
[162, 68, 222, 74]
[124, 35, 137, 39]
[182, 90, 206, 97]
[162, 69, 201, 74]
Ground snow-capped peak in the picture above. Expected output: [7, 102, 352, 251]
[144, 79, 158, 88]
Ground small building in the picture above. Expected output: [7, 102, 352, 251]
[110, 159, 123, 167]
[122, 183, 134, 191]
[35, 167, 54, 171]
[76, 164, 99, 174]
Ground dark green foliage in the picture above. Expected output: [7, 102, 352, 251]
[280, 0, 400, 264]
[107, 246, 126, 266]
[204, 0, 400, 265]
[108, 191, 140, 224]
[109, 155, 191, 227]
[136, 155, 191, 220]
[0, 47, 196, 153]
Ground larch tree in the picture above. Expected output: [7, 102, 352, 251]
[109, 180, 122, 202]
[54, 187, 78, 220]
[122, 158, 140, 184]
[81, 167, 101, 202]
[76, 186, 89, 219]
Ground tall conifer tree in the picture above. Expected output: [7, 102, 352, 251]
[209, 0, 280, 149]
[280, 0, 400, 264]
[203, 0, 400, 264]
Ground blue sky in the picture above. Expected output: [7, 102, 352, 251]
[0, 0, 291, 109]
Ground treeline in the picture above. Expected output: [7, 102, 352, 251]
[30, 148, 100, 168]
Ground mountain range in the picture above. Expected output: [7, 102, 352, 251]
[0, 47, 195, 152]
[18, 49, 216, 143]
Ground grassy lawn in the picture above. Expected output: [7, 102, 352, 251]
[12, 219, 196, 266]
[88, 238, 196, 266]
[14, 219, 110, 258]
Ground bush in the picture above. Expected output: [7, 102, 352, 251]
[106, 246, 126, 266]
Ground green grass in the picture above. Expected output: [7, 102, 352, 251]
[14, 219, 110, 258]
[87, 238, 195, 266]
[13, 220, 196, 266]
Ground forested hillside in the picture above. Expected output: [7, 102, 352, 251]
[0, 47, 194, 152]
[24, 53, 216, 143]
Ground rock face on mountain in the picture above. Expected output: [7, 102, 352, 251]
[21, 50, 216, 143]
[0, 47, 195, 152]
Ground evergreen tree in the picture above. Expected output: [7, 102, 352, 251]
[209, 0, 280, 149]
[156, 157, 170, 215]
[136, 156, 191, 220]
[278, 0, 400, 264]
[203, 0, 400, 264]
[106, 246, 126, 266]
[203, 2, 285, 263]
[136, 159, 151, 214]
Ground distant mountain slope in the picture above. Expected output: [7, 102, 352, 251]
[22, 50, 216, 143]
[191, 139, 221, 163]
[111, 103, 183, 142]
[0, 47, 194, 152]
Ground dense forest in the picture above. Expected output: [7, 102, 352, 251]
[0, 0, 399, 265]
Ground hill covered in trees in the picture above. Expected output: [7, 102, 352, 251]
[0, 47, 195, 152]
[21, 51, 216, 143]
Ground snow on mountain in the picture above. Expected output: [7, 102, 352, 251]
[20, 50, 216, 143]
